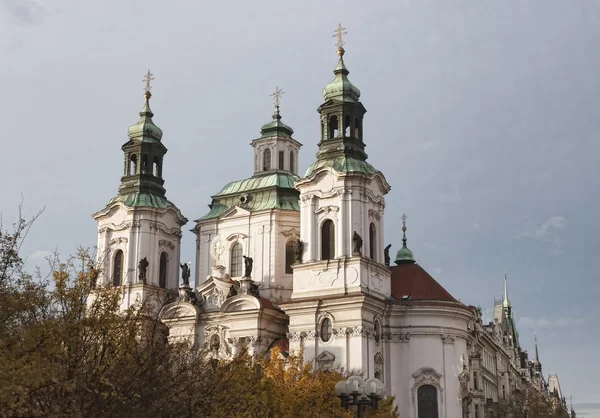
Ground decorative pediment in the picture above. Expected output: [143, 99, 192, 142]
[315, 350, 336, 371]
[220, 294, 262, 313]
[315, 350, 335, 362]
[280, 227, 300, 238]
[315, 205, 339, 216]
[159, 239, 175, 250]
[368, 209, 381, 223]
[411, 367, 444, 404]
[159, 300, 200, 321]
[196, 276, 235, 312]
[219, 206, 251, 220]
[226, 232, 249, 242]
[109, 237, 128, 246]
[374, 352, 384, 364]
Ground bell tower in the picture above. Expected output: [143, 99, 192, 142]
[281, 26, 391, 374]
[92, 71, 188, 310]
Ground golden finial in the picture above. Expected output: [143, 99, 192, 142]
[143, 69, 154, 99]
[333, 23, 347, 56]
[401, 213, 407, 232]
[269, 86, 285, 109]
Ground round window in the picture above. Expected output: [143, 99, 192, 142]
[320, 318, 332, 342]
[374, 320, 381, 344]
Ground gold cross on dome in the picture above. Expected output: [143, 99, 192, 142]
[401, 213, 407, 228]
[269, 86, 285, 108]
[333, 23, 347, 49]
[143, 69, 154, 92]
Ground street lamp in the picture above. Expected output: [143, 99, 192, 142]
[335, 376, 385, 418]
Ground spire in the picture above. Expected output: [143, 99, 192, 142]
[259, 86, 294, 139]
[118, 70, 168, 198]
[534, 335, 542, 370]
[503, 273, 511, 309]
[323, 24, 361, 103]
[395, 214, 416, 265]
[127, 70, 163, 142]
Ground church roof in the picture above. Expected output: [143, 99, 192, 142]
[390, 263, 458, 303]
[304, 156, 377, 177]
[216, 172, 299, 196]
[109, 192, 174, 209]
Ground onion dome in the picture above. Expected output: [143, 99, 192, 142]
[322, 46, 361, 103]
[127, 90, 163, 142]
[395, 214, 416, 265]
[259, 106, 294, 139]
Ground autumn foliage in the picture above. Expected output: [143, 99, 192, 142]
[0, 211, 399, 417]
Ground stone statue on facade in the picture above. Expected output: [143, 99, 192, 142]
[138, 257, 149, 283]
[180, 262, 191, 286]
[384, 244, 392, 267]
[353, 231, 363, 256]
[227, 284, 238, 299]
[295, 239, 304, 264]
[243, 255, 253, 278]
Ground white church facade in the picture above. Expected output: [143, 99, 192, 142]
[91, 29, 575, 418]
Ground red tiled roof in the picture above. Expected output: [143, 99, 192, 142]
[390, 263, 458, 303]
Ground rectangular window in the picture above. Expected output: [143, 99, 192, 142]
[278, 151, 284, 170]
[473, 372, 478, 390]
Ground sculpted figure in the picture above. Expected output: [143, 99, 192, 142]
[384, 244, 392, 267]
[138, 257, 149, 283]
[294, 239, 304, 264]
[180, 262, 191, 286]
[243, 255, 253, 278]
[353, 231, 363, 256]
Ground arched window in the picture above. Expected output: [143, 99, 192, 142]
[285, 240, 297, 274]
[369, 223, 377, 260]
[142, 154, 149, 174]
[230, 243, 243, 277]
[153, 156, 160, 177]
[112, 250, 123, 286]
[374, 352, 384, 383]
[129, 154, 137, 175]
[263, 149, 271, 171]
[418, 385, 439, 418]
[159, 252, 168, 288]
[321, 220, 335, 260]
[344, 115, 351, 137]
[328, 115, 338, 138]
[354, 117, 361, 139]
[289, 151, 295, 174]
[320, 318, 332, 342]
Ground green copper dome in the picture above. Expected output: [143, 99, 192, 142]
[127, 91, 163, 142]
[322, 49, 361, 103]
[259, 107, 294, 138]
[395, 219, 416, 265]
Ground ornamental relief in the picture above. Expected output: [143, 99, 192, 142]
[280, 227, 300, 238]
[411, 367, 444, 404]
[368, 209, 381, 223]
[158, 239, 175, 250]
[109, 237, 128, 246]
[441, 334, 456, 344]
[382, 332, 411, 343]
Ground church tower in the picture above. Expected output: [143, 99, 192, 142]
[92, 72, 188, 310]
[281, 25, 391, 373]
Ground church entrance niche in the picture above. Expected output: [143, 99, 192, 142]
[321, 220, 335, 260]
[417, 385, 439, 418]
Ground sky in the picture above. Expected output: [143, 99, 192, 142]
[1, 0, 599, 414]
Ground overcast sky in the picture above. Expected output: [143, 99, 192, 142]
[2, 0, 598, 414]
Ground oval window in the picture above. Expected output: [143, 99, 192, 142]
[320, 318, 332, 343]
[374, 320, 381, 344]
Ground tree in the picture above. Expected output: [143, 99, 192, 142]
[0, 210, 400, 417]
[488, 388, 568, 418]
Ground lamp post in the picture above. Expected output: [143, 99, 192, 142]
[335, 376, 385, 418]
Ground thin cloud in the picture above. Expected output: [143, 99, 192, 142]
[518, 316, 584, 330]
[2, 0, 45, 26]
[519, 216, 567, 255]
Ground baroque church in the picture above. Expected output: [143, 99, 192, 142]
[91, 26, 575, 418]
